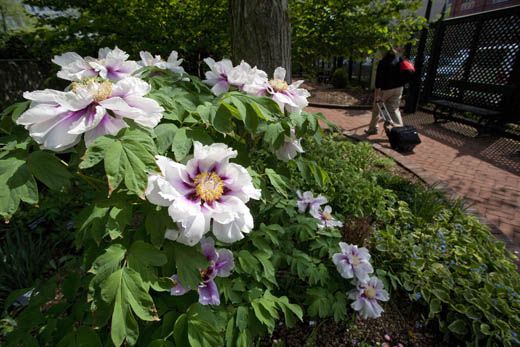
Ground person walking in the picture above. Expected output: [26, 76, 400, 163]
[365, 48, 405, 135]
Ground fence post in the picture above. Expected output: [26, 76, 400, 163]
[422, 21, 444, 102]
[348, 57, 353, 81]
[404, 0, 432, 113]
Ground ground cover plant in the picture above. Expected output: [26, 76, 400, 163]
[0, 48, 518, 347]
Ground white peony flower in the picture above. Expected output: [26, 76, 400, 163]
[243, 67, 310, 114]
[146, 142, 261, 246]
[52, 47, 140, 82]
[139, 50, 185, 74]
[310, 205, 343, 229]
[275, 128, 304, 161]
[332, 242, 374, 282]
[348, 276, 389, 319]
[202, 58, 234, 96]
[296, 190, 327, 214]
[17, 77, 163, 151]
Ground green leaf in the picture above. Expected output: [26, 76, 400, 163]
[236, 306, 249, 330]
[173, 314, 189, 347]
[145, 208, 176, 248]
[89, 244, 126, 292]
[171, 243, 208, 288]
[106, 203, 133, 240]
[307, 288, 332, 318]
[251, 292, 280, 333]
[79, 136, 115, 169]
[265, 168, 289, 198]
[171, 127, 192, 161]
[154, 123, 178, 154]
[263, 123, 285, 147]
[27, 151, 72, 190]
[127, 241, 168, 291]
[331, 292, 347, 322]
[244, 103, 260, 132]
[275, 295, 303, 328]
[254, 251, 277, 285]
[448, 319, 468, 335]
[187, 128, 214, 145]
[147, 340, 174, 347]
[431, 288, 450, 303]
[81, 128, 158, 198]
[212, 104, 234, 133]
[57, 326, 102, 347]
[236, 250, 261, 281]
[103, 268, 160, 346]
[429, 298, 442, 316]
[0, 152, 38, 220]
[186, 304, 223, 347]
[75, 202, 111, 245]
[1, 100, 30, 122]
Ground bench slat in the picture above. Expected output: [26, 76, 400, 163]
[430, 99, 501, 117]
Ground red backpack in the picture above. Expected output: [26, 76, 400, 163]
[399, 59, 415, 83]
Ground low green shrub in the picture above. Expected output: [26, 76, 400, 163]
[300, 135, 520, 346]
[331, 68, 348, 89]
[373, 206, 519, 346]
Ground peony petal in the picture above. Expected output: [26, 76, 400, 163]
[170, 274, 190, 296]
[198, 280, 220, 305]
[273, 67, 286, 81]
[68, 105, 106, 135]
[215, 249, 234, 277]
[211, 80, 230, 96]
[83, 115, 127, 146]
[200, 237, 218, 262]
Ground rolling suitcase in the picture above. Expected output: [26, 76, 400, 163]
[377, 102, 421, 152]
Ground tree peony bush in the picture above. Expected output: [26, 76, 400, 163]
[0, 47, 388, 346]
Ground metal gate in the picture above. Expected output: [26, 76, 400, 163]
[413, 5, 520, 123]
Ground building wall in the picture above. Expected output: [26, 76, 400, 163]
[417, 0, 449, 20]
[450, 0, 520, 17]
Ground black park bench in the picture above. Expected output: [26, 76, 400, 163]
[429, 80, 517, 134]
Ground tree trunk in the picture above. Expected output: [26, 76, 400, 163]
[230, 0, 291, 82]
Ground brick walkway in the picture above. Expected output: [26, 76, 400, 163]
[308, 106, 520, 253]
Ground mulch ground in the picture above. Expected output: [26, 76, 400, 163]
[263, 292, 442, 346]
[301, 81, 372, 106]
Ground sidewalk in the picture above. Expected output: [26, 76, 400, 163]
[308, 106, 520, 253]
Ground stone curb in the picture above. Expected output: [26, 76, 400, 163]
[309, 102, 372, 110]
[343, 131, 520, 263]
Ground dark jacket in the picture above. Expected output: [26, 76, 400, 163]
[375, 54, 405, 90]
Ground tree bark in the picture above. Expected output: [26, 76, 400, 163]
[230, 0, 291, 82]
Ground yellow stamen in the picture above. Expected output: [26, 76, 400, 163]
[70, 78, 112, 103]
[93, 81, 113, 102]
[350, 255, 360, 266]
[193, 172, 224, 202]
[269, 79, 289, 92]
[364, 286, 376, 299]
[322, 211, 332, 220]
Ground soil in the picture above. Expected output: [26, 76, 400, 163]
[301, 81, 372, 106]
[263, 292, 442, 347]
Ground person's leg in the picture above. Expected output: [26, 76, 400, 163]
[367, 102, 380, 132]
[384, 87, 403, 126]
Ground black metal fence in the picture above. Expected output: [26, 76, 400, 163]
[413, 5, 520, 123]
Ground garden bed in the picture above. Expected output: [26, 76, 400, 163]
[301, 81, 372, 106]
[1, 50, 519, 347]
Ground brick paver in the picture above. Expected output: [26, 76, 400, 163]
[308, 106, 520, 253]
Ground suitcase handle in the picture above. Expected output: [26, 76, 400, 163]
[376, 101, 394, 126]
